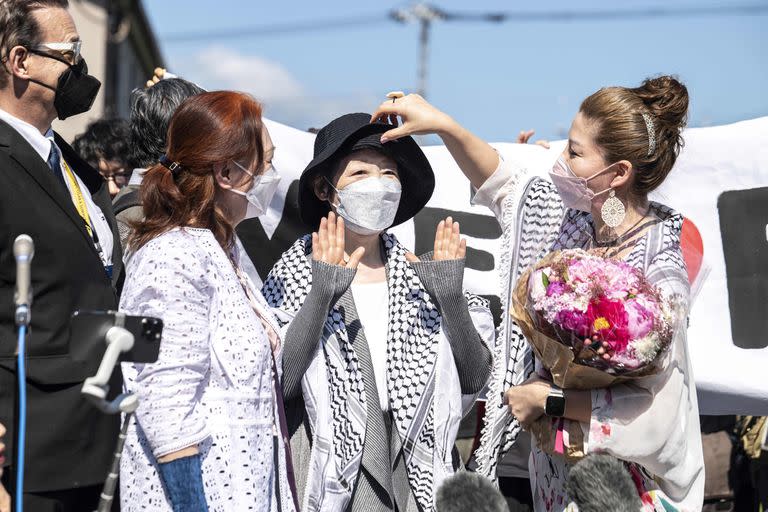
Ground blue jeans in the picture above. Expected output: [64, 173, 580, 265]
[157, 454, 209, 512]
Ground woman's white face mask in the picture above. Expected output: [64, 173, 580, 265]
[229, 160, 282, 221]
[326, 176, 402, 235]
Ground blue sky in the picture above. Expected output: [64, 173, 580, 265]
[143, 1, 768, 142]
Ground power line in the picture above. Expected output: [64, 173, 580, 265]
[163, 14, 386, 42]
[163, 4, 768, 43]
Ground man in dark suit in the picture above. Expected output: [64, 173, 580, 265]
[0, 1, 122, 510]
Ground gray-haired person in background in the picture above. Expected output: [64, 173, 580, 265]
[112, 76, 204, 246]
[435, 472, 509, 512]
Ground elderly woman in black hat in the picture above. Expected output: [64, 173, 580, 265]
[262, 113, 495, 512]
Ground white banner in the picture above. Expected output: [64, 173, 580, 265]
[241, 117, 768, 415]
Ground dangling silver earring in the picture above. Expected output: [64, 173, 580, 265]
[601, 190, 626, 228]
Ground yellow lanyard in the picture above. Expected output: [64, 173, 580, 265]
[61, 158, 94, 237]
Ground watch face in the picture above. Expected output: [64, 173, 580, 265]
[546, 394, 566, 417]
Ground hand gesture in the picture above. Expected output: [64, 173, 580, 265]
[370, 93, 455, 143]
[406, 217, 466, 263]
[502, 375, 551, 429]
[145, 67, 166, 87]
[572, 337, 614, 362]
[515, 129, 550, 149]
[312, 212, 365, 269]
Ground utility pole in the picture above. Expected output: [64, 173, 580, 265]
[390, 4, 445, 98]
[390, 3, 504, 98]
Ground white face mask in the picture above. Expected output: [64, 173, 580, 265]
[327, 176, 402, 235]
[548, 156, 614, 212]
[230, 161, 282, 221]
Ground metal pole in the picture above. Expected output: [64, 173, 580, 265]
[417, 18, 430, 98]
[96, 410, 133, 512]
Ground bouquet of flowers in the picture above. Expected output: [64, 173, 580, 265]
[511, 249, 682, 460]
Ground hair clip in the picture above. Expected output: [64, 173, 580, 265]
[159, 154, 182, 173]
[641, 112, 656, 156]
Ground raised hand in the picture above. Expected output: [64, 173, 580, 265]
[370, 93, 456, 143]
[312, 212, 365, 269]
[145, 67, 166, 88]
[405, 217, 466, 263]
[516, 129, 551, 149]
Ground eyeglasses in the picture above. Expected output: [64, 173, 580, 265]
[31, 41, 82, 65]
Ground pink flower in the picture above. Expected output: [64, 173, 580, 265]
[625, 299, 655, 339]
[555, 309, 591, 338]
[546, 281, 569, 297]
[587, 298, 631, 353]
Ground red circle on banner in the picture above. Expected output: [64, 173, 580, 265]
[681, 217, 704, 284]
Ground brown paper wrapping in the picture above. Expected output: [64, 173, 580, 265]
[509, 252, 664, 462]
[528, 417, 586, 463]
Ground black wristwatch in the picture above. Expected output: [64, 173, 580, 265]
[545, 385, 566, 417]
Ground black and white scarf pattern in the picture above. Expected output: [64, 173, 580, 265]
[263, 233, 491, 511]
[474, 174, 689, 482]
[475, 177, 566, 480]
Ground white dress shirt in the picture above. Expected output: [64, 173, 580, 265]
[0, 108, 114, 266]
[128, 167, 145, 186]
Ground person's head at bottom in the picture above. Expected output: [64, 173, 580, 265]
[435, 471, 509, 512]
[129, 90, 279, 253]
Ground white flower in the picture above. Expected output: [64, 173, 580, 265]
[530, 268, 550, 304]
[630, 334, 661, 364]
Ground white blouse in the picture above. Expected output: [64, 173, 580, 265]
[351, 281, 390, 412]
[474, 157, 705, 511]
[119, 228, 295, 512]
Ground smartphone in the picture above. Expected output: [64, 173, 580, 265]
[717, 186, 768, 349]
[70, 310, 163, 363]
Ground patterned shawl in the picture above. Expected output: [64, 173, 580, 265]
[263, 233, 492, 511]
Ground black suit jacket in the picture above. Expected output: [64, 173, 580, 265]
[0, 118, 123, 492]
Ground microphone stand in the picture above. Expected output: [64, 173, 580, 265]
[11, 307, 28, 512]
[80, 323, 139, 512]
[12, 234, 33, 512]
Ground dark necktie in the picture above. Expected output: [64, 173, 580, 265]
[47, 141, 67, 188]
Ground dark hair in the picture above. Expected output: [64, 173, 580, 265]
[579, 75, 689, 196]
[435, 472, 507, 512]
[129, 91, 266, 252]
[128, 78, 205, 168]
[0, 0, 69, 89]
[72, 118, 130, 169]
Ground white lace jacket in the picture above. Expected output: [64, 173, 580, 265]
[119, 228, 295, 512]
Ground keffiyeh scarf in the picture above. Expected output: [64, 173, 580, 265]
[474, 177, 566, 480]
[263, 233, 491, 511]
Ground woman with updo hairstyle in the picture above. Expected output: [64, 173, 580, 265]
[374, 76, 704, 510]
[119, 91, 297, 512]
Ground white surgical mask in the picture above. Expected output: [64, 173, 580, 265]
[230, 161, 282, 221]
[548, 156, 614, 212]
[327, 176, 402, 235]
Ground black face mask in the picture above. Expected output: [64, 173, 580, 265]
[26, 50, 101, 120]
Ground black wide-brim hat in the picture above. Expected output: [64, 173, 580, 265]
[299, 112, 434, 229]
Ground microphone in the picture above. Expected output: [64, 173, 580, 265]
[14, 234, 34, 327]
[435, 471, 507, 512]
[565, 454, 642, 512]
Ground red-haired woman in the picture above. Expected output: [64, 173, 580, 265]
[118, 91, 296, 512]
